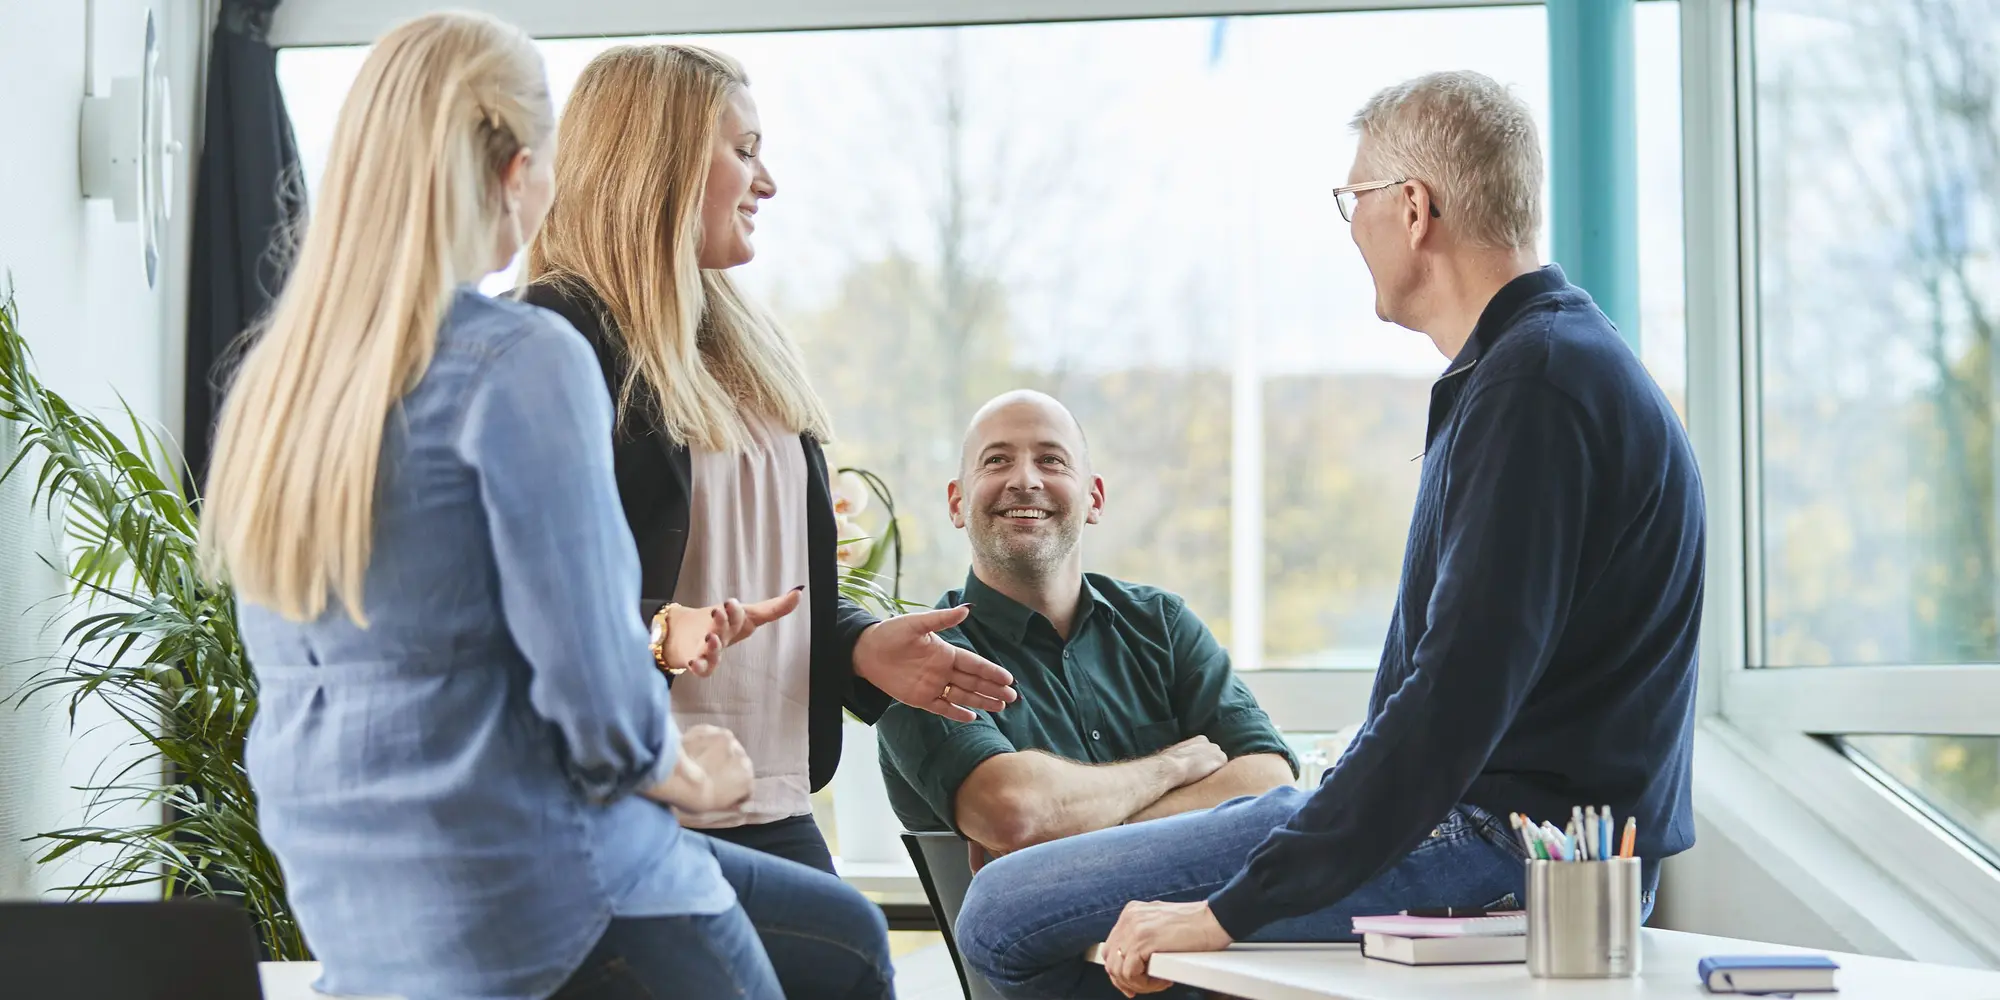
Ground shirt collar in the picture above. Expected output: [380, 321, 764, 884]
[961, 569, 1108, 641]
[1442, 263, 1569, 377]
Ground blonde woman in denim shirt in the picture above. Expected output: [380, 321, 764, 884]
[199, 12, 892, 1000]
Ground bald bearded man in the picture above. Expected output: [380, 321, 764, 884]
[875, 391, 1296, 868]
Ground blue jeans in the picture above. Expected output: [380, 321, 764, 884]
[956, 787, 1653, 1000]
[702, 813, 838, 874]
[549, 833, 895, 999]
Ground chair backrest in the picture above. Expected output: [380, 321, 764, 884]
[902, 831, 1008, 1000]
[0, 899, 266, 1000]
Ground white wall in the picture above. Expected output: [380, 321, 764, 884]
[1652, 728, 1997, 968]
[0, 0, 203, 898]
[1655, 815, 1855, 950]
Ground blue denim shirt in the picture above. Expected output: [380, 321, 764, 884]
[240, 289, 735, 1000]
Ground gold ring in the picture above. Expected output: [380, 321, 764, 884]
[941, 682, 954, 701]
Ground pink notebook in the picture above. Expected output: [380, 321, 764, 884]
[1349, 912, 1527, 938]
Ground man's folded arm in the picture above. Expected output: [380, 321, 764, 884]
[1125, 751, 1294, 825]
[953, 748, 1196, 855]
[1118, 594, 1298, 826]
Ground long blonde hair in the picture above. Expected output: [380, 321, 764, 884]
[199, 11, 554, 624]
[525, 44, 831, 452]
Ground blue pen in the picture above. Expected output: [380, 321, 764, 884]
[1600, 806, 1613, 861]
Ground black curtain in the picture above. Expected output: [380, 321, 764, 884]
[184, 0, 303, 485]
[178, 0, 302, 956]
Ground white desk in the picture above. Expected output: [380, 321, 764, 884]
[1092, 930, 2000, 1000]
[259, 963, 398, 1000]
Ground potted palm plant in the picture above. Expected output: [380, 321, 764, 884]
[0, 286, 306, 958]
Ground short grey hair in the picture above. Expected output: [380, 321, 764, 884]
[1350, 71, 1543, 251]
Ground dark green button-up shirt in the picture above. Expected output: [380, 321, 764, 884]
[877, 571, 1296, 833]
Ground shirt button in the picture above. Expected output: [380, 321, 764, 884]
[1091, 730, 1102, 741]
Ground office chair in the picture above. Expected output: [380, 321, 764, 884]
[902, 830, 1009, 1000]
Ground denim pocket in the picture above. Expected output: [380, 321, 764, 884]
[1412, 807, 1480, 852]
[1455, 802, 1532, 858]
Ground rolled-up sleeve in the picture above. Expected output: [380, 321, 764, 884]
[876, 703, 1016, 833]
[456, 321, 679, 804]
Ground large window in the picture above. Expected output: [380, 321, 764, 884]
[1756, 0, 2000, 668]
[1753, 0, 2000, 872]
[263, 0, 2000, 950]
[276, 5, 1685, 902]
[280, 4, 1684, 676]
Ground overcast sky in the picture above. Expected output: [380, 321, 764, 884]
[278, 3, 1686, 384]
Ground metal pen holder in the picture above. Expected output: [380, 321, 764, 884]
[1525, 857, 1641, 978]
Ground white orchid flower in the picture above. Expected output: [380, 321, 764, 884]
[832, 470, 871, 518]
[835, 514, 875, 569]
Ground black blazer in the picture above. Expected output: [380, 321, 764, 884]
[524, 281, 894, 792]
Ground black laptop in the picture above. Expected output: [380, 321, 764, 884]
[0, 899, 265, 999]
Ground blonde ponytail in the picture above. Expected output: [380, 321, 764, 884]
[199, 11, 553, 624]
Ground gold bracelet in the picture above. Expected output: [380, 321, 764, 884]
[649, 602, 688, 676]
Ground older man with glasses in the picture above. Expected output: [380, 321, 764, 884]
[950, 69, 1706, 1000]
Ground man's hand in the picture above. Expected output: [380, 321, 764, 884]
[853, 605, 1018, 722]
[1125, 752, 1294, 826]
[663, 588, 802, 676]
[1101, 901, 1232, 996]
[1158, 737, 1228, 788]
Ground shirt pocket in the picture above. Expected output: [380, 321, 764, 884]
[1131, 719, 1183, 756]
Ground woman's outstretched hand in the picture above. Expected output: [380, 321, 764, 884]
[852, 605, 1018, 721]
[660, 587, 803, 676]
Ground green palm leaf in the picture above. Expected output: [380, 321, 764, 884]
[0, 283, 304, 958]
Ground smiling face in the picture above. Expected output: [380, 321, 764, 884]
[949, 392, 1105, 584]
[694, 87, 775, 270]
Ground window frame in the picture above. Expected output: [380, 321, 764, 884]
[1717, 726, 2000, 961]
[264, 0, 2000, 953]
[1689, 0, 2000, 943]
[267, 0, 1527, 47]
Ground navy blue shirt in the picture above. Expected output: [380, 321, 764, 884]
[1207, 266, 1704, 937]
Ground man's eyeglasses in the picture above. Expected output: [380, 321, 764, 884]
[1332, 178, 1442, 223]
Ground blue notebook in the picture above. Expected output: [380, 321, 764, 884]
[1698, 955, 1839, 994]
